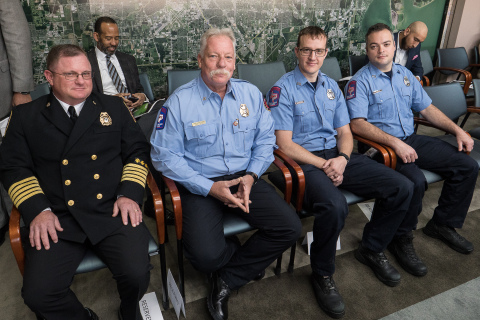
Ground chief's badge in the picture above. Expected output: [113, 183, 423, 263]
[239, 104, 249, 117]
[404, 76, 410, 87]
[326, 89, 335, 100]
[99, 112, 112, 126]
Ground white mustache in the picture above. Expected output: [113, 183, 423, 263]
[210, 69, 230, 77]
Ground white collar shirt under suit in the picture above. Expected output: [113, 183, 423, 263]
[345, 62, 432, 139]
[267, 66, 350, 152]
[150, 75, 275, 197]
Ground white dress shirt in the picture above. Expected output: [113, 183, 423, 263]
[95, 47, 128, 95]
[395, 32, 408, 67]
[55, 95, 85, 117]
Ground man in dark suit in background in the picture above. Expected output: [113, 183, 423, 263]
[0, 44, 151, 320]
[87, 16, 146, 110]
[393, 21, 428, 81]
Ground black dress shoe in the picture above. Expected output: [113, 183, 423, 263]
[0, 223, 8, 247]
[355, 243, 401, 287]
[388, 234, 427, 277]
[423, 219, 473, 254]
[311, 273, 345, 319]
[85, 307, 99, 320]
[207, 273, 231, 320]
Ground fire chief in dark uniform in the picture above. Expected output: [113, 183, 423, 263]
[0, 44, 151, 320]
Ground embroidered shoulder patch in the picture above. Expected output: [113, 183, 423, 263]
[267, 86, 281, 108]
[156, 107, 168, 130]
[346, 81, 356, 100]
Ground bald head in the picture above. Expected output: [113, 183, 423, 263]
[401, 21, 428, 50]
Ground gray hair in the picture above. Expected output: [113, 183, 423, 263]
[199, 28, 236, 57]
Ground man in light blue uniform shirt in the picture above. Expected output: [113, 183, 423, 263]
[150, 28, 301, 320]
[267, 26, 415, 319]
[347, 24, 478, 265]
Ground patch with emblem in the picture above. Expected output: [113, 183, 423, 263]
[156, 106, 168, 130]
[346, 81, 356, 100]
[404, 76, 410, 87]
[239, 104, 249, 117]
[263, 99, 270, 111]
[268, 86, 281, 108]
[99, 112, 112, 126]
[326, 89, 335, 100]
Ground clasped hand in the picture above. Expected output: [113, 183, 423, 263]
[208, 175, 255, 213]
[323, 156, 347, 187]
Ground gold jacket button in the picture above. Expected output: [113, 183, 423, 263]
[65, 180, 71, 186]
[97, 193, 103, 199]
[68, 200, 74, 206]
[91, 155, 97, 160]
[62, 159, 68, 165]
[94, 174, 100, 180]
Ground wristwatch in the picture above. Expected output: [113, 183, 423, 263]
[245, 171, 259, 184]
[338, 152, 350, 163]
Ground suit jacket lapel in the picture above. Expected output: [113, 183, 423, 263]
[88, 50, 104, 93]
[63, 95, 100, 155]
[41, 94, 73, 137]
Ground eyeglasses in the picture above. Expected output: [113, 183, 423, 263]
[49, 71, 94, 81]
[298, 48, 327, 57]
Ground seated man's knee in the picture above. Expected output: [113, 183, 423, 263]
[312, 196, 348, 227]
[23, 279, 62, 313]
[186, 247, 226, 273]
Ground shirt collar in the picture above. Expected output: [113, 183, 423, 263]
[95, 47, 116, 60]
[197, 74, 235, 104]
[367, 61, 401, 78]
[293, 66, 325, 88]
[53, 94, 86, 115]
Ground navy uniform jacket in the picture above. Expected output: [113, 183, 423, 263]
[87, 49, 144, 95]
[0, 92, 150, 244]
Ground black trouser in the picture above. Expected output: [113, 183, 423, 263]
[23, 223, 152, 320]
[178, 172, 302, 290]
[304, 148, 414, 276]
[395, 134, 479, 232]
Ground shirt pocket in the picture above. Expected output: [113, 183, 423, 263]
[233, 117, 257, 154]
[293, 104, 317, 133]
[185, 123, 219, 158]
[324, 100, 336, 123]
[368, 91, 395, 120]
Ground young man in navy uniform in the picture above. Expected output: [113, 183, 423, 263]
[0, 44, 151, 320]
[346, 23, 478, 276]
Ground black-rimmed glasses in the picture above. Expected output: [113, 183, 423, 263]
[298, 48, 327, 57]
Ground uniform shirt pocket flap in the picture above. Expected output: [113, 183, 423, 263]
[185, 123, 216, 140]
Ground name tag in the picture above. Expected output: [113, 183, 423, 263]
[295, 100, 304, 105]
[373, 90, 382, 94]
[192, 120, 206, 127]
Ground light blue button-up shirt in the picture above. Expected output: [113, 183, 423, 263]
[267, 66, 350, 152]
[346, 62, 432, 139]
[150, 75, 275, 197]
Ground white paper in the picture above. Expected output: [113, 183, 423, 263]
[167, 269, 186, 319]
[303, 231, 341, 254]
[139, 292, 164, 320]
[357, 202, 375, 221]
[0, 117, 9, 137]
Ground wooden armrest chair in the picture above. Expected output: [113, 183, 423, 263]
[159, 157, 294, 300]
[267, 136, 395, 272]
[9, 171, 170, 313]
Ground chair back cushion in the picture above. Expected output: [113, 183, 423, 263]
[348, 55, 367, 76]
[321, 57, 342, 82]
[167, 69, 201, 96]
[420, 50, 434, 76]
[436, 47, 469, 75]
[139, 73, 155, 101]
[423, 83, 467, 121]
[237, 61, 286, 96]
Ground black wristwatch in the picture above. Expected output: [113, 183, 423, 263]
[338, 152, 350, 163]
[245, 171, 259, 184]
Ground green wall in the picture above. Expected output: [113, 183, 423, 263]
[23, 0, 447, 98]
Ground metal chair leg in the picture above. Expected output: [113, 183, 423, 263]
[288, 243, 296, 273]
[274, 254, 282, 275]
[159, 244, 169, 310]
[177, 239, 185, 300]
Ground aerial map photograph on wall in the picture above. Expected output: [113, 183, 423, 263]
[22, 0, 446, 97]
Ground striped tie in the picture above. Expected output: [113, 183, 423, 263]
[106, 54, 128, 93]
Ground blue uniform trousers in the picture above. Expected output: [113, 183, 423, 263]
[395, 134, 479, 232]
[304, 148, 414, 276]
[178, 172, 302, 290]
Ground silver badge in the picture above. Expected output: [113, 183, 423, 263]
[404, 76, 410, 87]
[239, 104, 249, 117]
[326, 89, 335, 100]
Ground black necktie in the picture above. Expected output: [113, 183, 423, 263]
[68, 106, 78, 124]
[106, 54, 127, 94]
